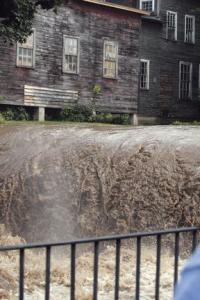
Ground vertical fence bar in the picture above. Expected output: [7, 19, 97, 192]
[114, 239, 121, 300]
[192, 230, 197, 253]
[19, 249, 25, 300]
[71, 243, 76, 300]
[135, 236, 141, 300]
[45, 246, 51, 300]
[93, 241, 99, 300]
[174, 232, 180, 288]
[155, 234, 161, 300]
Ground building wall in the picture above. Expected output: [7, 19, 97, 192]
[0, 0, 142, 114]
[138, 0, 200, 119]
[159, 0, 200, 119]
[138, 20, 162, 117]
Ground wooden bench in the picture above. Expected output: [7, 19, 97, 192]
[24, 85, 79, 108]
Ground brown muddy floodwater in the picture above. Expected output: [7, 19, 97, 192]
[0, 124, 200, 242]
[0, 124, 200, 300]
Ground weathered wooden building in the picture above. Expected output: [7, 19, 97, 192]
[0, 0, 147, 122]
[109, 0, 200, 121]
[0, 0, 200, 123]
[138, 0, 200, 122]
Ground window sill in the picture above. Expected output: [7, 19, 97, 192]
[103, 76, 118, 80]
[62, 71, 79, 75]
[16, 65, 35, 70]
[140, 88, 150, 91]
[184, 42, 195, 45]
[165, 38, 177, 43]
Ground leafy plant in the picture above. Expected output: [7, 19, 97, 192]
[91, 84, 102, 115]
[2, 106, 29, 121]
[0, 0, 63, 43]
[92, 84, 102, 96]
[60, 104, 93, 122]
[0, 112, 5, 123]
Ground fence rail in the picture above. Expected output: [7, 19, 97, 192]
[0, 227, 199, 300]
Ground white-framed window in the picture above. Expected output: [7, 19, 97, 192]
[185, 15, 195, 44]
[140, 59, 150, 90]
[139, 0, 154, 12]
[103, 40, 118, 79]
[179, 61, 192, 100]
[63, 36, 79, 74]
[166, 11, 177, 41]
[16, 29, 36, 68]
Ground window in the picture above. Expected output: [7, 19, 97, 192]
[140, 59, 150, 90]
[63, 36, 79, 74]
[166, 11, 177, 41]
[16, 29, 35, 68]
[179, 62, 192, 100]
[185, 15, 195, 44]
[140, 0, 154, 12]
[103, 41, 118, 79]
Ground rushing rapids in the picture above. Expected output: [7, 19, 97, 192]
[0, 124, 200, 243]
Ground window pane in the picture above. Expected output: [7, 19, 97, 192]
[63, 37, 78, 73]
[185, 16, 195, 43]
[141, 0, 153, 12]
[140, 61, 149, 90]
[180, 62, 192, 100]
[65, 55, 77, 73]
[103, 41, 118, 78]
[167, 12, 177, 41]
[65, 38, 78, 55]
[17, 31, 34, 67]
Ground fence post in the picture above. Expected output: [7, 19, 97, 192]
[19, 249, 25, 300]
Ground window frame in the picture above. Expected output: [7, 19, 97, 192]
[16, 28, 36, 69]
[139, 0, 155, 12]
[184, 15, 195, 44]
[166, 11, 177, 41]
[140, 59, 150, 91]
[62, 35, 80, 75]
[103, 40, 118, 79]
[179, 61, 193, 100]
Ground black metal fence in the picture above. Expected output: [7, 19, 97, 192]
[0, 227, 199, 300]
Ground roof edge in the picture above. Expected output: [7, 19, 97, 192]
[81, 0, 150, 16]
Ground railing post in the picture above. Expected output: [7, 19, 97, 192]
[135, 236, 141, 300]
[93, 241, 99, 300]
[45, 246, 51, 300]
[19, 249, 25, 300]
[174, 232, 180, 288]
[71, 243, 76, 300]
[114, 239, 121, 300]
[155, 234, 161, 300]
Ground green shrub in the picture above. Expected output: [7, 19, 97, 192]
[60, 105, 131, 125]
[112, 114, 131, 125]
[60, 104, 93, 122]
[1, 107, 29, 121]
[120, 114, 131, 125]
[0, 112, 5, 122]
[173, 120, 200, 126]
[2, 109, 15, 121]
[14, 107, 29, 121]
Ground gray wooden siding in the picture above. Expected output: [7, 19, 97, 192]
[0, 0, 141, 114]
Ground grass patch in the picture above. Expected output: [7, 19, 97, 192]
[172, 120, 200, 126]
